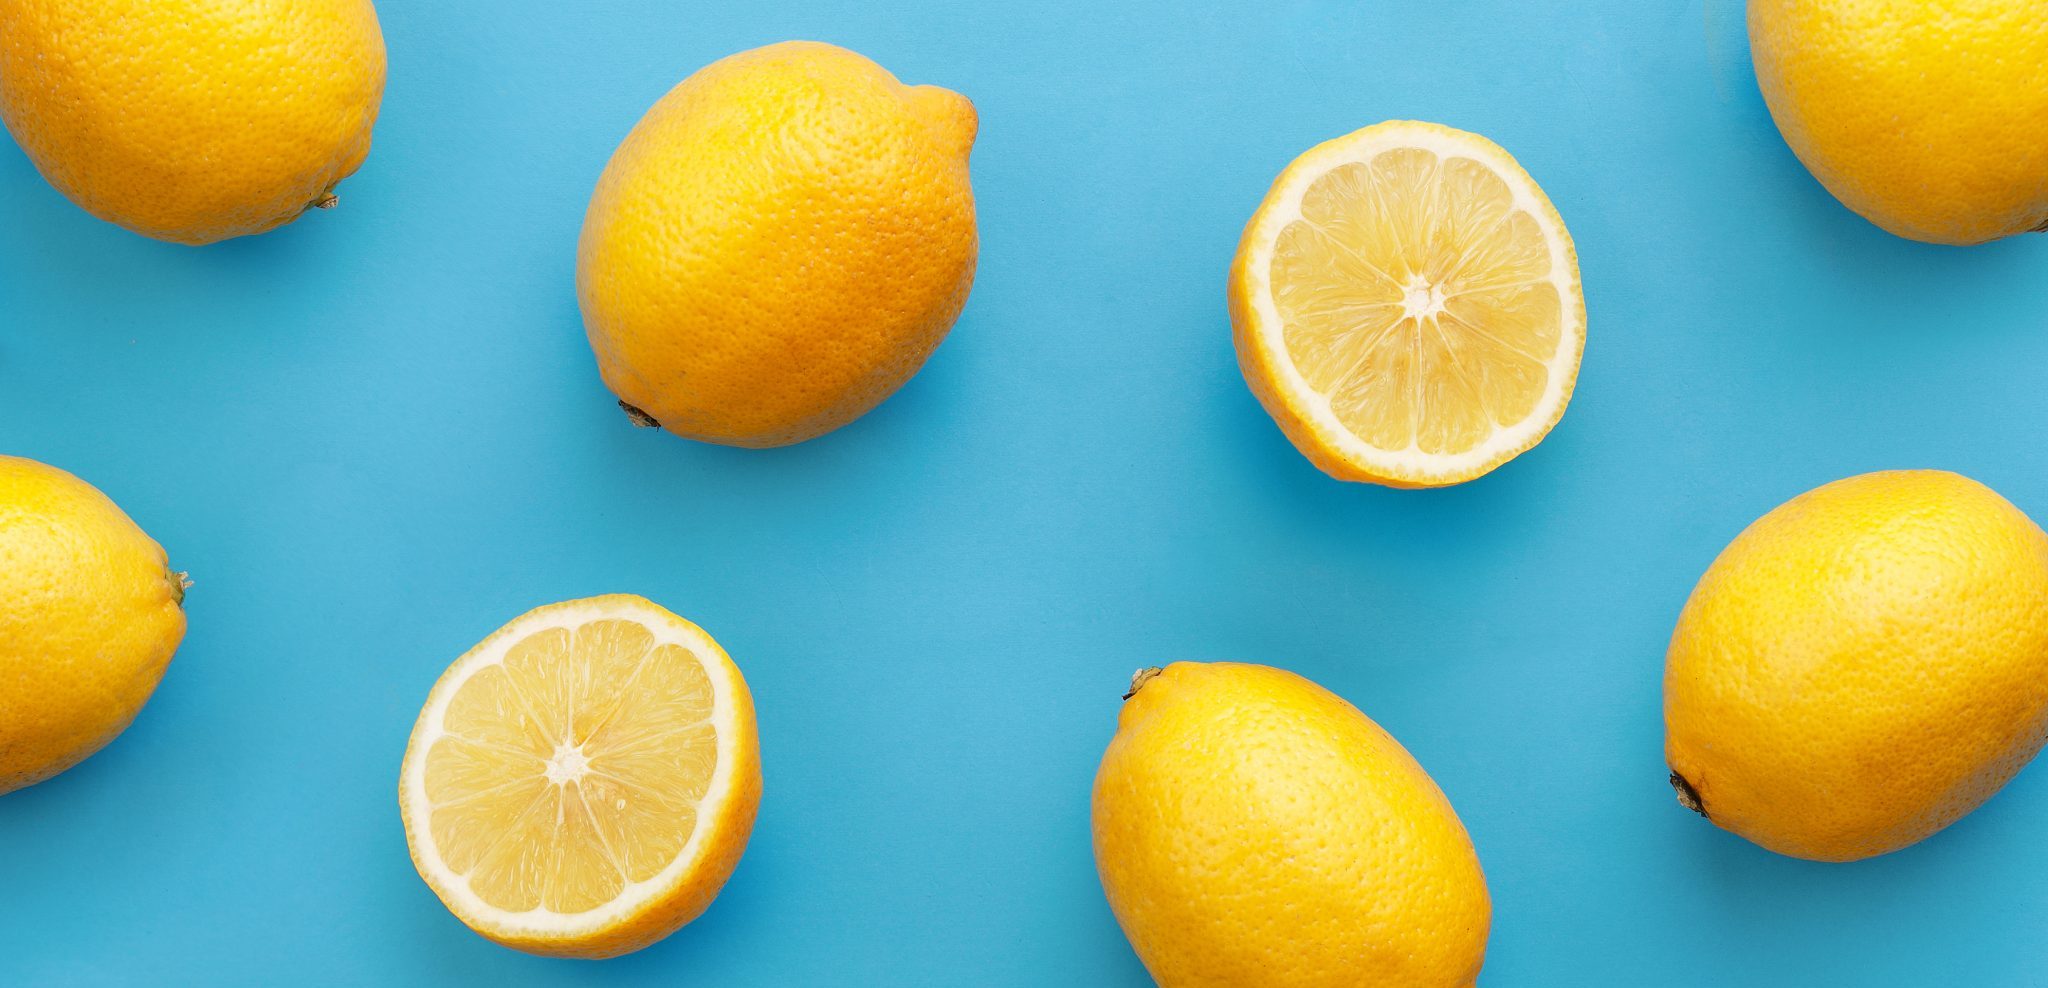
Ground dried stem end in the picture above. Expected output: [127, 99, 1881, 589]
[1669, 770, 1707, 817]
[618, 400, 660, 429]
[1123, 667, 1164, 701]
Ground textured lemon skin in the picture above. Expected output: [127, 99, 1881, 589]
[1227, 121, 1584, 488]
[0, 456, 185, 795]
[576, 41, 978, 448]
[398, 595, 762, 959]
[1665, 471, 2048, 862]
[1749, 0, 2048, 245]
[0, 0, 386, 245]
[1093, 662, 1490, 987]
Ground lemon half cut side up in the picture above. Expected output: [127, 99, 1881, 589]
[1230, 120, 1586, 487]
[398, 595, 761, 959]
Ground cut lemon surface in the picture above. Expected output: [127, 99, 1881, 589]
[398, 595, 761, 958]
[1229, 120, 1585, 487]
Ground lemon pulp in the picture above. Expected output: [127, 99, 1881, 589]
[422, 617, 719, 914]
[1269, 147, 1565, 456]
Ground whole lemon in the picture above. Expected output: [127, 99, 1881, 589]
[576, 41, 978, 448]
[0, 456, 187, 794]
[1749, 0, 2048, 245]
[1093, 663, 1490, 988]
[0, 0, 386, 245]
[1665, 470, 2048, 861]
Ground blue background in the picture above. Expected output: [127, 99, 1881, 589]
[5, 1, 2048, 984]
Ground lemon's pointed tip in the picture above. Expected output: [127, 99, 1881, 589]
[906, 84, 977, 157]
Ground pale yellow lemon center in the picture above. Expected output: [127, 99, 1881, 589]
[1269, 147, 1563, 455]
[423, 618, 719, 915]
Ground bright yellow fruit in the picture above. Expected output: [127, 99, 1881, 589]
[577, 41, 978, 448]
[1093, 662, 1490, 987]
[1229, 120, 1584, 488]
[1749, 0, 2048, 245]
[0, 455, 186, 794]
[1666, 470, 2048, 862]
[0, 0, 386, 245]
[398, 595, 761, 958]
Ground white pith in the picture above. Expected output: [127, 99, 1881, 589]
[398, 597, 745, 939]
[1242, 121, 1585, 481]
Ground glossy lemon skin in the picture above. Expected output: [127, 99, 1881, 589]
[0, 0, 386, 245]
[0, 455, 185, 794]
[1750, 0, 2048, 245]
[1093, 662, 1490, 987]
[1666, 471, 2048, 861]
[576, 41, 978, 448]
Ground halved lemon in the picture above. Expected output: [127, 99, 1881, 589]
[398, 595, 761, 958]
[1228, 120, 1585, 487]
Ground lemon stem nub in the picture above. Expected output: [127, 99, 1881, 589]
[171, 570, 192, 607]
[1123, 667, 1164, 701]
[1669, 770, 1706, 817]
[619, 400, 660, 429]
[310, 193, 338, 210]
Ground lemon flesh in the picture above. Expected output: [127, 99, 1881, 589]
[1232, 121, 1584, 487]
[400, 596, 760, 958]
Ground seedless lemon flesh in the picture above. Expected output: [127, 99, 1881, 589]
[399, 596, 761, 958]
[1230, 121, 1585, 487]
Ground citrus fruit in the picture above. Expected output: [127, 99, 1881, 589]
[398, 595, 762, 958]
[1749, 0, 2048, 245]
[1093, 662, 1491, 987]
[1666, 470, 2048, 861]
[0, 0, 386, 244]
[0, 455, 186, 794]
[1228, 120, 1585, 487]
[576, 41, 978, 448]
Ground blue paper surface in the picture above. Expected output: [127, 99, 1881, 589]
[5, 1, 2048, 983]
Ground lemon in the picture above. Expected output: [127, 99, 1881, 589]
[0, 455, 186, 794]
[1666, 471, 2048, 862]
[576, 41, 978, 448]
[1750, 0, 2048, 245]
[398, 595, 762, 958]
[1228, 120, 1585, 488]
[0, 0, 386, 245]
[1093, 663, 1491, 987]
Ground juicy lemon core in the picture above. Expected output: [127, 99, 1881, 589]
[1231, 121, 1584, 487]
[400, 596, 760, 958]
[424, 619, 716, 913]
[1278, 154, 1559, 451]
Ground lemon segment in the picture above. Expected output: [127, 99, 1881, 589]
[399, 596, 760, 958]
[1231, 121, 1585, 487]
